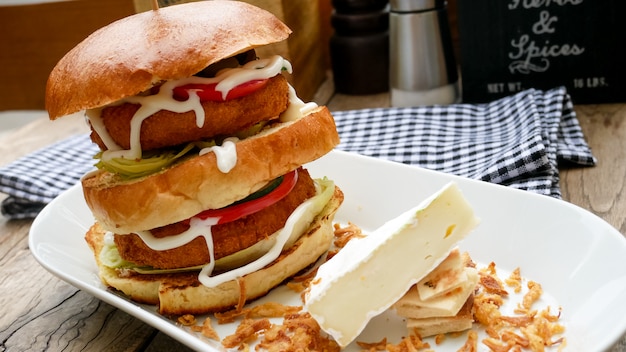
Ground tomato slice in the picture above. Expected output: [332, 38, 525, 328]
[195, 169, 299, 224]
[173, 79, 269, 102]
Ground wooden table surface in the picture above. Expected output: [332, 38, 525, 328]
[0, 90, 624, 351]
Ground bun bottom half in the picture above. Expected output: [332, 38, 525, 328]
[85, 186, 343, 316]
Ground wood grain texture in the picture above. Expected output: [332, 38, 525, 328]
[0, 218, 153, 351]
[561, 104, 626, 234]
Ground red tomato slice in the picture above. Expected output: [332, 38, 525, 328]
[195, 169, 298, 224]
[173, 79, 269, 101]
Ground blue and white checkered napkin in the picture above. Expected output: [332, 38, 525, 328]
[0, 134, 99, 219]
[332, 87, 595, 197]
[0, 87, 595, 219]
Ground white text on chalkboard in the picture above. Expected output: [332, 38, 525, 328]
[487, 82, 523, 94]
[508, 0, 584, 10]
[508, 5, 585, 74]
[573, 77, 608, 88]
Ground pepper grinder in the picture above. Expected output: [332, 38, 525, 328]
[330, 0, 390, 95]
[389, 0, 459, 106]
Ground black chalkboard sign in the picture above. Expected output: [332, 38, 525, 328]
[456, 0, 626, 104]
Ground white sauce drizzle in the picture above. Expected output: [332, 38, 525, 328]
[122, 183, 322, 288]
[199, 195, 317, 287]
[104, 231, 115, 246]
[134, 216, 219, 251]
[86, 108, 122, 151]
[215, 55, 292, 99]
[281, 85, 319, 122]
[199, 137, 239, 173]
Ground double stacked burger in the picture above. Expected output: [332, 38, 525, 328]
[45, 0, 343, 315]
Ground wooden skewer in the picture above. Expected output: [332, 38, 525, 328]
[151, 0, 159, 11]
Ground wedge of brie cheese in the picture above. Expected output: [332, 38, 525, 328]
[304, 182, 479, 347]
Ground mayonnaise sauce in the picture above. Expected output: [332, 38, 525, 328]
[199, 137, 238, 173]
[134, 216, 219, 251]
[117, 180, 324, 288]
[86, 108, 122, 152]
[281, 85, 319, 122]
[198, 194, 318, 287]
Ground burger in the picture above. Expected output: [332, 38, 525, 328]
[45, 0, 343, 316]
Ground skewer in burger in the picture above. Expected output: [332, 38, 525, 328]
[45, 0, 343, 315]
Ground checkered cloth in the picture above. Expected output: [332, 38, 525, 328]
[0, 87, 595, 219]
[333, 87, 595, 196]
[0, 134, 99, 219]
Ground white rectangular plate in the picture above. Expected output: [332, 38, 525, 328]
[30, 150, 626, 351]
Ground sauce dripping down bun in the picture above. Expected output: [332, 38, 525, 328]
[45, 0, 343, 315]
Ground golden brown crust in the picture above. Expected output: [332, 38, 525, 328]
[45, 0, 291, 119]
[84, 186, 344, 314]
[91, 75, 290, 151]
[81, 106, 339, 233]
[113, 168, 317, 269]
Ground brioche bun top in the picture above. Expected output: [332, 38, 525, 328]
[45, 0, 291, 119]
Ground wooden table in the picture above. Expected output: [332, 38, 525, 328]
[0, 91, 624, 351]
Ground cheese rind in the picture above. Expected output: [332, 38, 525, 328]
[303, 182, 479, 347]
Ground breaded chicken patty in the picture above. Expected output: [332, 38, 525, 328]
[113, 168, 316, 269]
[90, 74, 290, 151]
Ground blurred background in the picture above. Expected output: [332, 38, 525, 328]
[2, 0, 624, 132]
[0, 0, 350, 109]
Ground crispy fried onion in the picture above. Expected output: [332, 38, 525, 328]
[222, 318, 272, 348]
[190, 316, 220, 341]
[357, 328, 432, 351]
[177, 224, 566, 351]
[256, 312, 340, 351]
[217, 310, 340, 351]
[215, 302, 302, 324]
[473, 263, 567, 351]
[332, 222, 365, 248]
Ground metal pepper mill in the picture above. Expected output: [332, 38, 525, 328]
[389, 0, 459, 106]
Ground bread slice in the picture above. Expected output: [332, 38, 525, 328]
[394, 267, 478, 319]
[85, 186, 343, 315]
[393, 249, 479, 337]
[82, 106, 339, 233]
[406, 294, 475, 338]
[415, 248, 467, 300]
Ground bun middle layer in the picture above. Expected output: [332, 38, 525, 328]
[82, 106, 339, 233]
